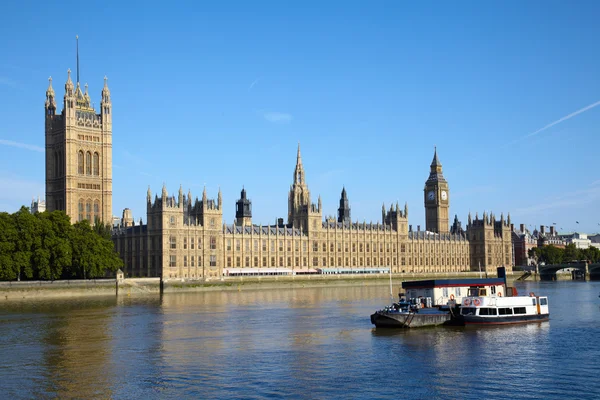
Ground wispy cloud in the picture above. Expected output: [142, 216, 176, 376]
[512, 184, 600, 216]
[591, 179, 600, 187]
[264, 112, 292, 123]
[0, 139, 44, 152]
[505, 99, 600, 147]
[0, 77, 17, 87]
[249, 77, 260, 91]
[525, 100, 600, 139]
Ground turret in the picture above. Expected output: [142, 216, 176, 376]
[45, 77, 56, 117]
[147, 186, 152, 204]
[178, 185, 183, 207]
[101, 76, 112, 127]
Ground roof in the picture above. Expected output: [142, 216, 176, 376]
[402, 278, 505, 289]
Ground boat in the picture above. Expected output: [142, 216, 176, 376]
[370, 295, 452, 328]
[456, 291, 549, 325]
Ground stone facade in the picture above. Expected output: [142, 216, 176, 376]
[44, 71, 112, 224]
[113, 146, 513, 280]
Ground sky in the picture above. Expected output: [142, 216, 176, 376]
[1, 1, 599, 234]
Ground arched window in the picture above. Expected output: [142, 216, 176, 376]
[93, 201, 100, 222]
[78, 199, 84, 222]
[86, 201, 91, 221]
[85, 152, 92, 175]
[54, 151, 59, 177]
[93, 152, 100, 176]
[78, 151, 84, 174]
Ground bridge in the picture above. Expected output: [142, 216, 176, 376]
[535, 262, 600, 281]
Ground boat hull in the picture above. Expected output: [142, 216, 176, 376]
[370, 311, 451, 328]
[458, 313, 550, 325]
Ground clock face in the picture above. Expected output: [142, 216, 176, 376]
[427, 190, 435, 201]
[441, 191, 447, 201]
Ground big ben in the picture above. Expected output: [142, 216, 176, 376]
[424, 147, 449, 233]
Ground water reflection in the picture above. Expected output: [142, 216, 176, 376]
[1, 281, 600, 399]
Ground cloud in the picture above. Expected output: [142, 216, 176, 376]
[512, 185, 600, 216]
[264, 112, 292, 123]
[0, 139, 44, 152]
[0, 77, 17, 87]
[504, 99, 600, 148]
[249, 78, 260, 91]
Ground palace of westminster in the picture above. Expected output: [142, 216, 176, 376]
[43, 65, 513, 281]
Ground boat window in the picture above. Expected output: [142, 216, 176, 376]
[498, 308, 512, 315]
[491, 286, 496, 294]
[456, 287, 461, 296]
[478, 308, 497, 316]
[540, 298, 548, 306]
[532, 298, 536, 305]
[461, 307, 476, 316]
[479, 289, 487, 296]
[443, 287, 448, 297]
[514, 307, 526, 314]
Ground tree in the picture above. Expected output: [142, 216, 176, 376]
[0, 212, 17, 280]
[543, 245, 564, 265]
[71, 220, 123, 279]
[583, 246, 600, 263]
[12, 206, 37, 280]
[33, 211, 72, 280]
[563, 243, 581, 262]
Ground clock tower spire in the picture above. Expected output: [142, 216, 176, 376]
[424, 146, 449, 233]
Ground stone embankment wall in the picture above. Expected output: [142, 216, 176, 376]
[0, 272, 519, 300]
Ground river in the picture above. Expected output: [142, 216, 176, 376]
[1, 280, 599, 399]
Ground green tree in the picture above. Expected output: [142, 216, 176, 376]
[563, 243, 581, 262]
[33, 211, 72, 280]
[12, 206, 38, 280]
[543, 245, 564, 264]
[71, 220, 123, 279]
[0, 212, 17, 280]
[583, 246, 600, 263]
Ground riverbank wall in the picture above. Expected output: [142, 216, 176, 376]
[0, 272, 524, 300]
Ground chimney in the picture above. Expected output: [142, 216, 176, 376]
[409, 224, 413, 232]
[417, 225, 421, 232]
[540, 225, 545, 235]
[520, 224, 525, 233]
[510, 223, 514, 232]
[550, 226, 555, 235]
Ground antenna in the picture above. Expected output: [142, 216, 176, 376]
[76, 35, 80, 84]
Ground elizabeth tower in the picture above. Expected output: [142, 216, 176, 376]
[424, 147, 449, 233]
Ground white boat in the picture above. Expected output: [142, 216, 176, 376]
[457, 291, 549, 325]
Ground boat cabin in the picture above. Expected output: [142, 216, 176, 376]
[401, 278, 506, 307]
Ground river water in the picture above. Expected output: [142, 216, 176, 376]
[1, 280, 599, 399]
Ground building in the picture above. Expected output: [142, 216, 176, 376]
[511, 224, 566, 266]
[113, 146, 513, 280]
[44, 69, 113, 224]
[31, 196, 46, 213]
[559, 232, 592, 249]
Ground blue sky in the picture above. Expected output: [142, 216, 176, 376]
[1, 1, 599, 234]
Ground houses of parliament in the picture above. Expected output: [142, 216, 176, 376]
[44, 65, 513, 280]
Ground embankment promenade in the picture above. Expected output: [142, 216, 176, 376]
[0, 272, 532, 301]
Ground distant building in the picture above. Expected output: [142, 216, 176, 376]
[511, 224, 566, 266]
[31, 196, 46, 213]
[559, 232, 592, 249]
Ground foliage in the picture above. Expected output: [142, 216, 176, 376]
[0, 208, 123, 281]
[528, 243, 600, 265]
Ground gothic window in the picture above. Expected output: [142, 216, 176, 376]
[227, 239, 231, 251]
[235, 240, 240, 251]
[280, 241, 284, 251]
[54, 151, 59, 177]
[170, 236, 176, 249]
[227, 257, 231, 267]
[322, 243, 326, 252]
[184, 256, 187, 267]
[86, 201, 91, 221]
[78, 151, 84, 174]
[184, 238, 187, 249]
[245, 239, 250, 252]
[86, 152, 92, 175]
[210, 236, 217, 250]
[78, 199, 84, 222]
[313, 241, 318, 252]
[236, 257, 240, 267]
[254, 240, 259, 252]
[263, 257, 267, 267]
[245, 257, 249, 267]
[256, 257, 259, 267]
[262, 240, 267, 252]
[191, 256, 195, 267]
[93, 201, 99, 222]
[330, 243, 334, 252]
[169, 256, 176, 267]
[93, 152, 99, 176]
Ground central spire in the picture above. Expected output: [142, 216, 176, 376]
[294, 141, 305, 185]
[431, 145, 441, 169]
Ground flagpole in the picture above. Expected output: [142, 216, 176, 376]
[76, 35, 79, 84]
